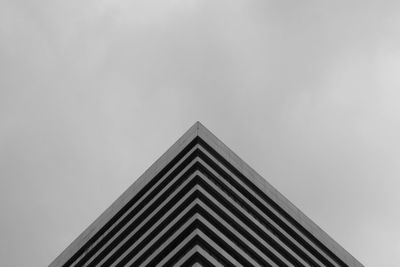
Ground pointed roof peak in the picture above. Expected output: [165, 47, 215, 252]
[50, 122, 363, 267]
[191, 121, 206, 136]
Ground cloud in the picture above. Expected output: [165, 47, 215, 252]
[1, 1, 400, 266]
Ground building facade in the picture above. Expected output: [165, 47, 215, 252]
[50, 122, 363, 266]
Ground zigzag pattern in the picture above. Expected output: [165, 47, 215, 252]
[50, 123, 363, 267]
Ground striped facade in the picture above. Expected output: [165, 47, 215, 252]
[50, 122, 363, 267]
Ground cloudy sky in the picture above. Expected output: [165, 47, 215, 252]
[1, 0, 400, 266]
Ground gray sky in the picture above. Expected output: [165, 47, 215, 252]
[1, 1, 399, 266]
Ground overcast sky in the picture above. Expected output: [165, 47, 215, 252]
[1, 1, 400, 266]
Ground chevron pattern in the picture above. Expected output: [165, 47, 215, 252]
[50, 123, 363, 267]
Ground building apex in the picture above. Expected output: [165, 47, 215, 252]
[50, 122, 363, 267]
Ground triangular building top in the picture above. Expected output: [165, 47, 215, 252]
[50, 122, 363, 266]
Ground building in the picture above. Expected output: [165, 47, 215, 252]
[50, 122, 363, 266]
